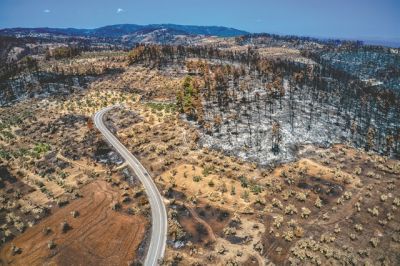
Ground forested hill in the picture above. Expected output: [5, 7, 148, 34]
[0, 24, 249, 38]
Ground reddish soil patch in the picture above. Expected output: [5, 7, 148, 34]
[176, 204, 213, 245]
[242, 255, 261, 266]
[0, 180, 147, 266]
[194, 203, 230, 235]
[175, 202, 231, 247]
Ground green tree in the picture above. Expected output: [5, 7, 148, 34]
[176, 76, 202, 121]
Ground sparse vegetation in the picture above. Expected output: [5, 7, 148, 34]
[0, 25, 399, 266]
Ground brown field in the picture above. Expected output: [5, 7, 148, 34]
[0, 180, 147, 266]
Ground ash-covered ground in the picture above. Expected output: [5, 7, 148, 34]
[198, 80, 352, 165]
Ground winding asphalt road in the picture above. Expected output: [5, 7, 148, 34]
[94, 106, 167, 266]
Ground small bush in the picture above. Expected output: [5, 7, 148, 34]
[48, 240, 56, 250]
[60, 221, 71, 233]
[193, 175, 202, 182]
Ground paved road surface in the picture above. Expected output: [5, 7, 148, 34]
[94, 106, 167, 266]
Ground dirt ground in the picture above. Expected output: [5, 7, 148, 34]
[2, 49, 398, 265]
[0, 180, 147, 266]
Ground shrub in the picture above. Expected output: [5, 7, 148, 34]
[11, 244, 21, 255]
[370, 237, 379, 248]
[272, 198, 283, 209]
[353, 167, 362, 175]
[343, 191, 352, 200]
[254, 196, 266, 205]
[393, 197, 400, 207]
[239, 175, 249, 188]
[223, 227, 236, 236]
[354, 202, 361, 212]
[111, 201, 121, 211]
[380, 194, 388, 202]
[300, 207, 311, 219]
[14, 221, 25, 232]
[367, 206, 379, 217]
[71, 210, 79, 218]
[48, 240, 56, 249]
[56, 198, 69, 207]
[294, 226, 304, 238]
[295, 192, 307, 202]
[202, 166, 214, 177]
[250, 185, 263, 194]
[354, 224, 363, 232]
[315, 197, 322, 208]
[60, 221, 71, 233]
[241, 190, 250, 202]
[219, 182, 228, 193]
[193, 175, 202, 182]
[230, 185, 236, 195]
[42, 227, 51, 235]
[334, 224, 341, 234]
[285, 204, 298, 215]
[273, 215, 284, 228]
[283, 230, 294, 242]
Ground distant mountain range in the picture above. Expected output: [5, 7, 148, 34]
[1, 24, 399, 48]
[0, 24, 249, 38]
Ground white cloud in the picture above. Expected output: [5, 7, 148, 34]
[43, 9, 51, 13]
[116, 8, 124, 14]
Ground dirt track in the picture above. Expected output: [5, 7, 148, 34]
[0, 180, 146, 266]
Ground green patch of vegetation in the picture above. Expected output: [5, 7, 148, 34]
[202, 166, 214, 177]
[0, 130, 15, 140]
[32, 143, 51, 158]
[146, 102, 176, 113]
[241, 189, 250, 201]
[0, 110, 32, 130]
[239, 175, 249, 188]
[193, 175, 202, 182]
[59, 171, 69, 179]
[250, 184, 263, 194]
[0, 148, 11, 159]
[11, 148, 29, 158]
[176, 76, 203, 121]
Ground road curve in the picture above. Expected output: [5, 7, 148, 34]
[94, 106, 167, 266]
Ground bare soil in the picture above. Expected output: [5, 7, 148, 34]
[0, 180, 147, 266]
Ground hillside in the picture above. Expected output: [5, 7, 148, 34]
[0, 24, 249, 38]
[0, 24, 399, 265]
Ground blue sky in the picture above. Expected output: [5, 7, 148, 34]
[0, 0, 399, 41]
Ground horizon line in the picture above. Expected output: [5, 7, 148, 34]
[1, 23, 399, 46]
